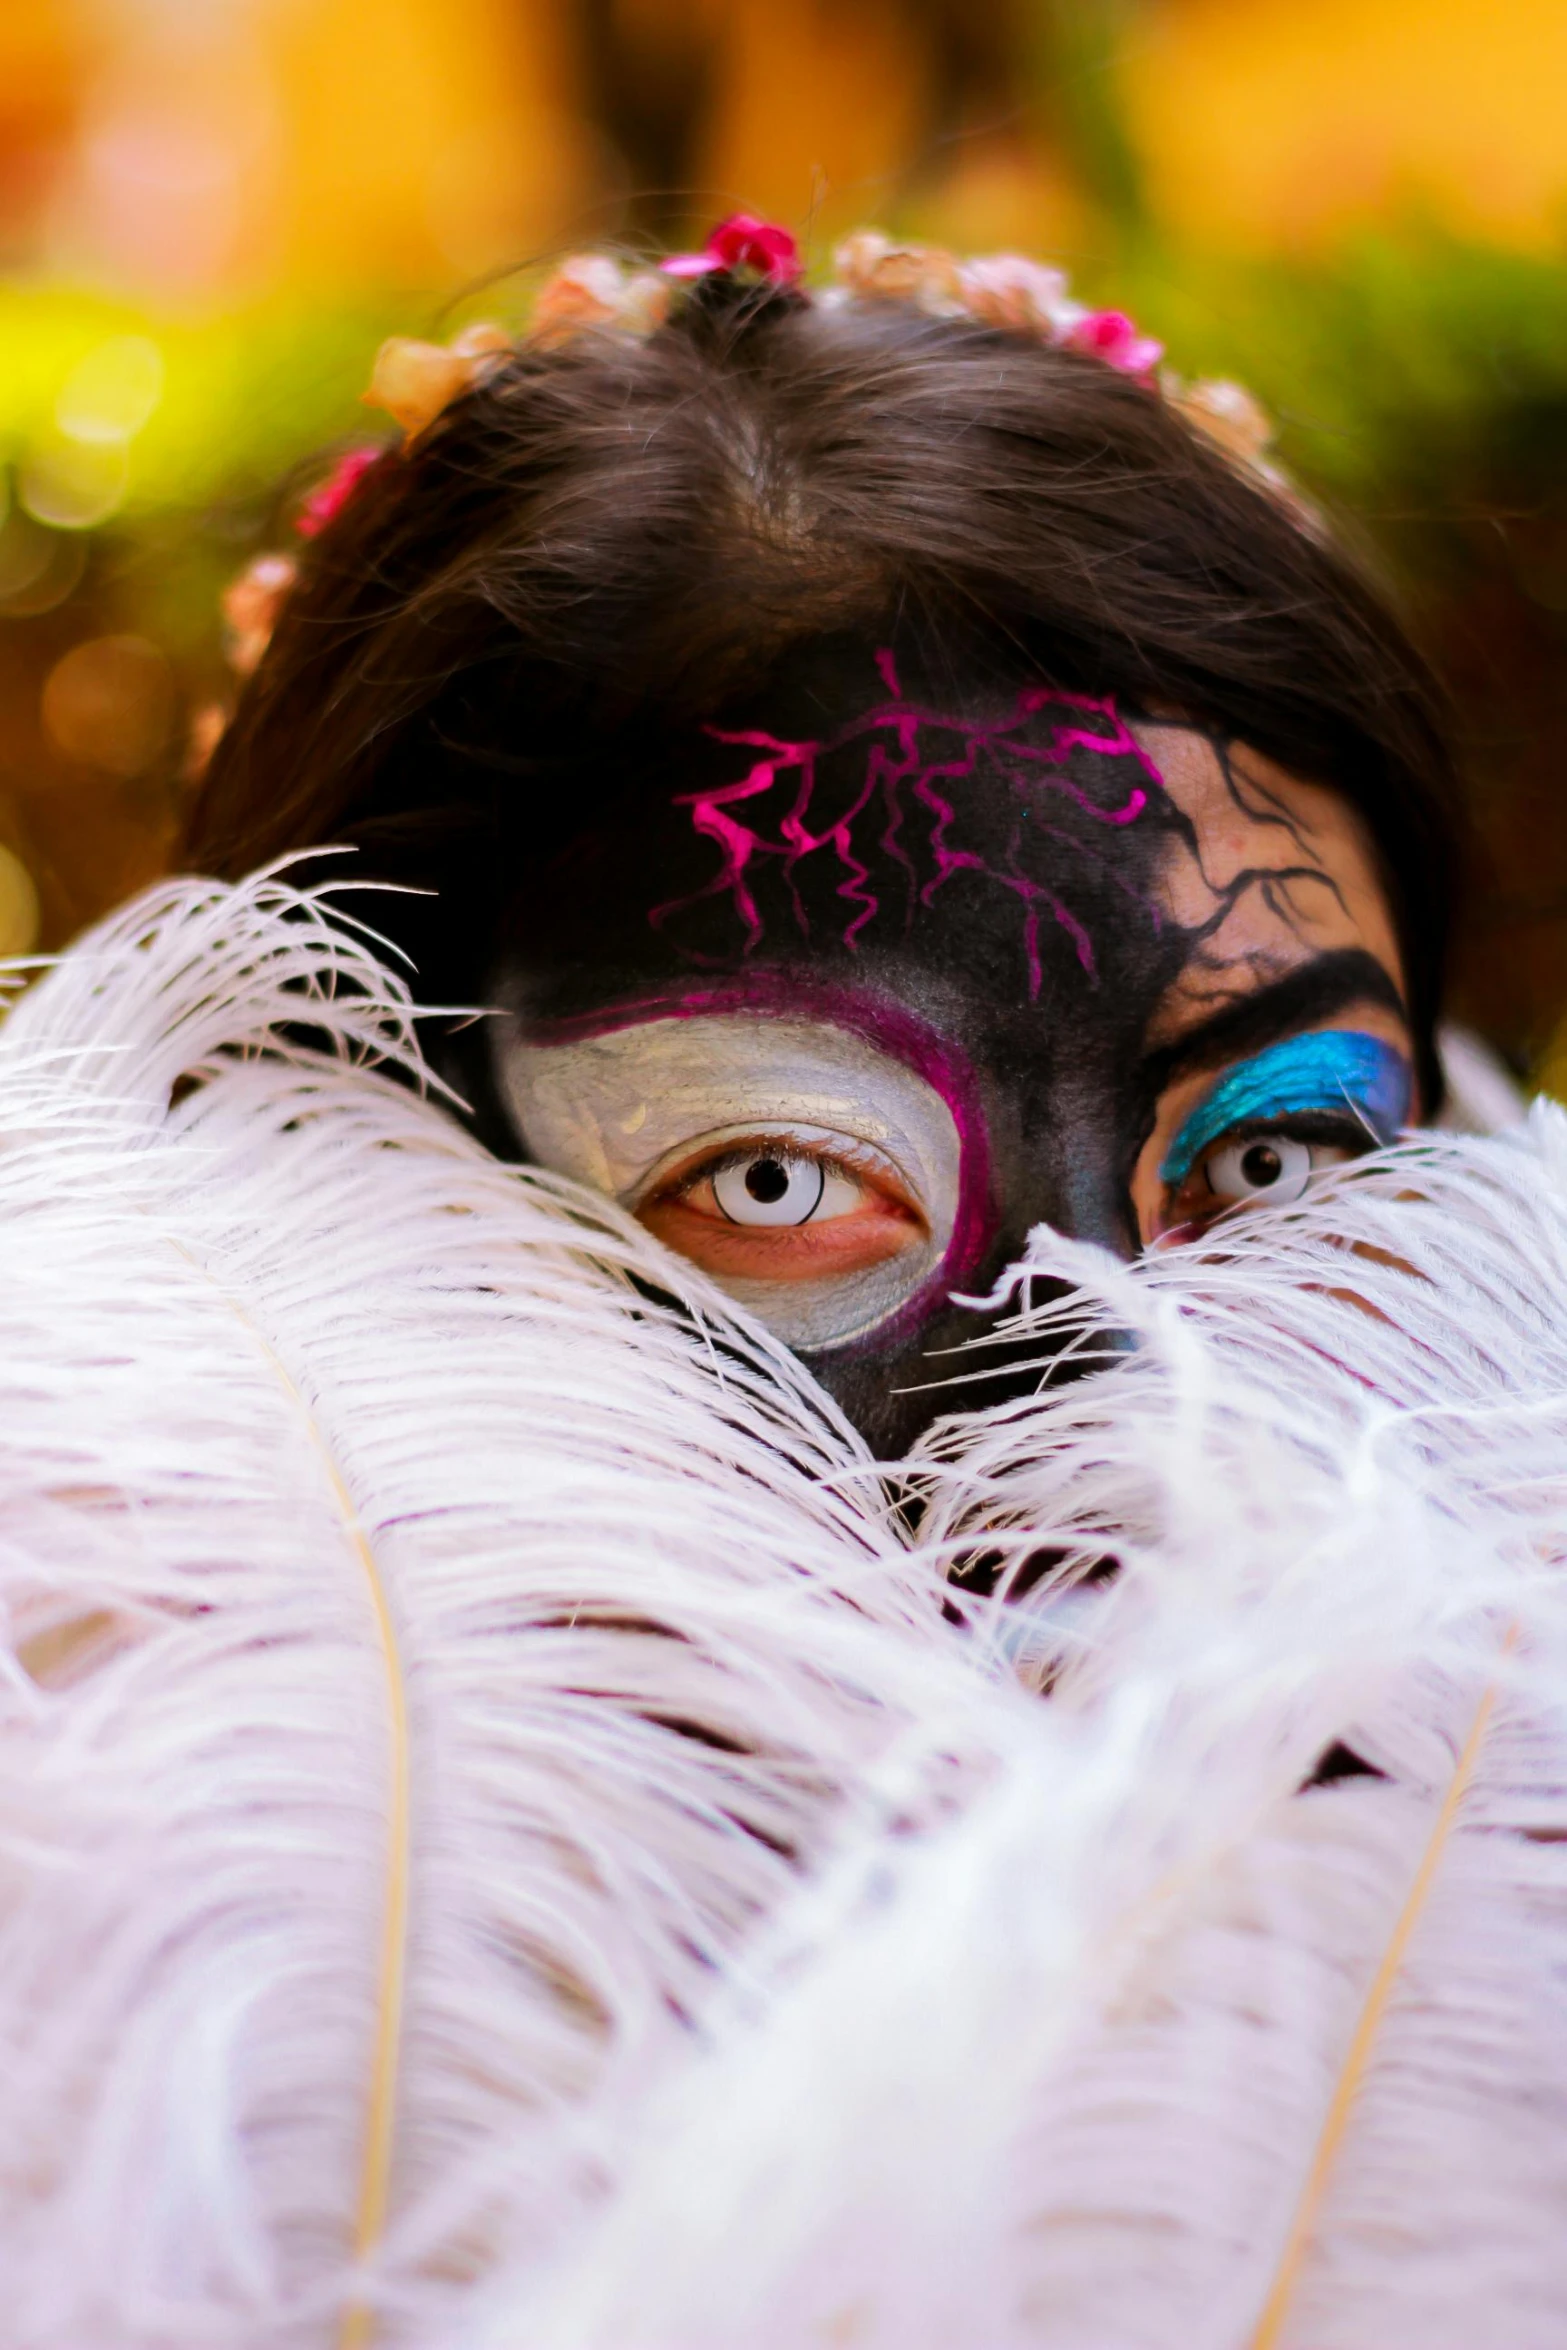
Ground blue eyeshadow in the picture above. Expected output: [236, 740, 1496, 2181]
[1160, 1031, 1413, 1189]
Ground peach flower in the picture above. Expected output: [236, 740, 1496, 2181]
[957, 254, 1085, 340]
[221, 554, 298, 677]
[530, 255, 672, 348]
[1169, 377, 1275, 465]
[362, 323, 511, 439]
[183, 700, 230, 784]
[834, 232, 964, 314]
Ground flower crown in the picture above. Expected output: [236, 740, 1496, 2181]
[213, 215, 1293, 707]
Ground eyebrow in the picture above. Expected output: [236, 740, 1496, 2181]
[1140, 948, 1408, 1099]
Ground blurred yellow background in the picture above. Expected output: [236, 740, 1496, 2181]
[3, 0, 1567, 1078]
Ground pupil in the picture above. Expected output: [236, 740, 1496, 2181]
[744, 1157, 791, 1204]
[1240, 1141, 1284, 1188]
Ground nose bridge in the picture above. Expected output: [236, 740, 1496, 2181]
[1047, 1151, 1138, 1257]
[816, 1062, 1146, 1451]
[908, 1092, 1141, 1415]
[1013, 1067, 1140, 1260]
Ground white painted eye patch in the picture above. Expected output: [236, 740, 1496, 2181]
[495, 1013, 964, 1351]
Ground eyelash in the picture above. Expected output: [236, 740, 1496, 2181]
[680, 1142, 849, 1190]
[1196, 1106, 1378, 1162]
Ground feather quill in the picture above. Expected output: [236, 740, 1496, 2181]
[1247, 1645, 1510, 2350]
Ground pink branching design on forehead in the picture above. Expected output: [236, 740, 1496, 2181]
[647, 651, 1164, 995]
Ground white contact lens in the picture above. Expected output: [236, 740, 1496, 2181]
[713, 1152, 824, 1225]
[1205, 1133, 1313, 1204]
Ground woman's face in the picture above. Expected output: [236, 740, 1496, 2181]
[495, 648, 1413, 1450]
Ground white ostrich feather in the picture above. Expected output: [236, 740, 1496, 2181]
[7, 868, 1567, 2350]
[0, 871, 992, 2349]
[494, 1120, 1567, 2350]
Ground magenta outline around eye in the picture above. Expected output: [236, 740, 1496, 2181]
[646, 651, 1166, 997]
[520, 972, 996, 1354]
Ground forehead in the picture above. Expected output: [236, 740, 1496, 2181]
[502, 646, 1400, 1051]
[651, 655, 1166, 980]
[511, 651, 1179, 1014]
[1139, 720, 1405, 1032]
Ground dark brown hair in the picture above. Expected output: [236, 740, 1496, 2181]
[186, 273, 1456, 1101]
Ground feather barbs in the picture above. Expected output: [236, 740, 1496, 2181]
[1247, 1632, 1516, 2350]
[6, 873, 1567, 2345]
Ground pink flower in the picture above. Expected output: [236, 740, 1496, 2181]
[1067, 309, 1164, 379]
[662, 214, 802, 286]
[295, 446, 383, 539]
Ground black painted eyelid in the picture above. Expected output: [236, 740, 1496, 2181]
[1141, 948, 1408, 1101]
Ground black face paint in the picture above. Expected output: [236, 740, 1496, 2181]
[494, 642, 1408, 1452]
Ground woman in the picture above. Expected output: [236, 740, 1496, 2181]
[187, 219, 1455, 1449]
[17, 227, 1565, 2350]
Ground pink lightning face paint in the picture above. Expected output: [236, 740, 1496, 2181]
[492, 640, 1416, 1452]
[647, 651, 1165, 995]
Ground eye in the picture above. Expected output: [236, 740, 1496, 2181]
[497, 1011, 965, 1351]
[1150, 1029, 1413, 1248]
[1158, 1125, 1361, 1243]
[710, 1151, 862, 1227]
[635, 1132, 926, 1291]
[1202, 1132, 1315, 1205]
